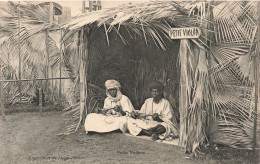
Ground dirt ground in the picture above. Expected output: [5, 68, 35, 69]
[0, 110, 258, 164]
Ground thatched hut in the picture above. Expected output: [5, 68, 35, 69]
[61, 1, 259, 153]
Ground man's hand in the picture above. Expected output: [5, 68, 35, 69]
[152, 113, 162, 122]
[114, 105, 126, 116]
[114, 105, 122, 112]
[130, 111, 137, 118]
[152, 113, 159, 120]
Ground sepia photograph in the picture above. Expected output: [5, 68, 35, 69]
[0, 0, 259, 163]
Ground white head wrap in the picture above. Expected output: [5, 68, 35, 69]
[105, 80, 121, 90]
[105, 80, 122, 101]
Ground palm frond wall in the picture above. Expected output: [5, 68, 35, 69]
[0, 1, 76, 106]
[210, 2, 258, 149]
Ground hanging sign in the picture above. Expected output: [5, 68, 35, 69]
[169, 27, 201, 39]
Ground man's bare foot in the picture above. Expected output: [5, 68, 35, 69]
[151, 133, 159, 141]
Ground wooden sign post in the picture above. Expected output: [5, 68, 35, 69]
[169, 27, 201, 39]
[0, 62, 6, 121]
[39, 87, 43, 112]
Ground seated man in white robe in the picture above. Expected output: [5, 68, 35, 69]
[127, 81, 179, 141]
[84, 80, 134, 133]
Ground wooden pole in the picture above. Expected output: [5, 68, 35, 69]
[207, 1, 214, 146]
[45, 3, 54, 102]
[39, 87, 43, 112]
[45, 29, 49, 102]
[78, 27, 88, 129]
[50, 3, 54, 103]
[253, 1, 260, 155]
[48, 2, 55, 102]
[49, 2, 54, 25]
[99, 1, 102, 10]
[78, 3, 89, 128]
[82, 1, 85, 13]
[0, 82, 6, 121]
[0, 62, 6, 121]
[51, 68, 54, 103]
[59, 29, 63, 105]
[178, 39, 189, 147]
[89, 1, 92, 12]
[0, 77, 74, 82]
[18, 1, 22, 103]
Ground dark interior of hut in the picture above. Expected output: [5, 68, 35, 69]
[85, 26, 181, 122]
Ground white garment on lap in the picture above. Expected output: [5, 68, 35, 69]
[84, 113, 128, 133]
[127, 98, 179, 139]
[84, 94, 134, 133]
[127, 118, 171, 139]
[127, 118, 158, 135]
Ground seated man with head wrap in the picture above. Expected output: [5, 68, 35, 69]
[84, 80, 135, 133]
[127, 81, 179, 141]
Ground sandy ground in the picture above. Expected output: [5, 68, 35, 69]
[0, 111, 258, 164]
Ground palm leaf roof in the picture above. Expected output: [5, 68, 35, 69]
[63, 2, 203, 30]
[62, 1, 204, 51]
[63, 2, 195, 30]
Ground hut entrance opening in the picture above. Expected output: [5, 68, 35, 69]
[87, 26, 181, 122]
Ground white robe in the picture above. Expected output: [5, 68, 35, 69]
[127, 98, 179, 139]
[84, 95, 134, 133]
